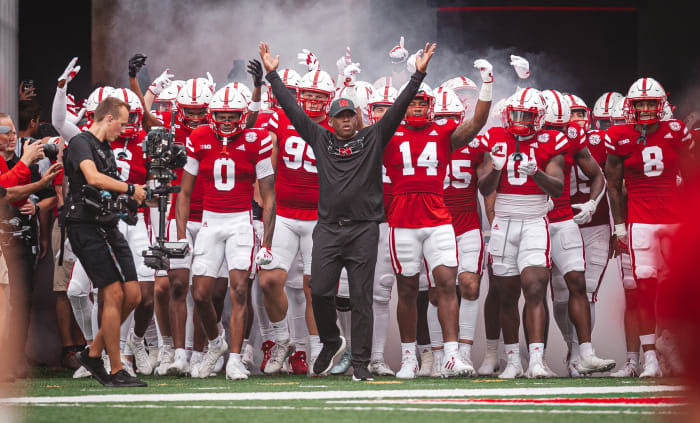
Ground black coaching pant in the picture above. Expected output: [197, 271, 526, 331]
[310, 220, 378, 369]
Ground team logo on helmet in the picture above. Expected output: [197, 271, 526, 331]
[245, 131, 258, 143]
[567, 126, 579, 140]
[669, 121, 681, 131]
[537, 133, 550, 143]
[588, 133, 601, 145]
[469, 138, 481, 149]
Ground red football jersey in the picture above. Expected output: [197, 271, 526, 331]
[112, 130, 148, 185]
[547, 126, 585, 223]
[606, 120, 692, 224]
[186, 126, 272, 213]
[270, 110, 332, 220]
[384, 118, 458, 228]
[443, 136, 486, 236]
[570, 129, 611, 228]
[485, 127, 569, 196]
[168, 124, 205, 221]
[254, 109, 277, 131]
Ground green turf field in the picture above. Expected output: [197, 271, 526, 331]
[1, 371, 687, 423]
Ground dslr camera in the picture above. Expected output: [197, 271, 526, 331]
[28, 138, 58, 161]
[81, 185, 139, 225]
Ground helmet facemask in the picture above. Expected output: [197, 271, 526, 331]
[505, 107, 540, 137]
[179, 105, 209, 129]
[625, 98, 664, 125]
[298, 89, 332, 117]
[209, 110, 246, 139]
[404, 93, 434, 127]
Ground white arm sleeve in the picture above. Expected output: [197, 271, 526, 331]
[184, 156, 199, 175]
[52, 85, 81, 141]
[256, 157, 274, 179]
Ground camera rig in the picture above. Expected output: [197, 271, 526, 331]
[141, 126, 189, 271]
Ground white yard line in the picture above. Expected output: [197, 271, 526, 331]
[14, 403, 682, 415]
[1, 384, 684, 404]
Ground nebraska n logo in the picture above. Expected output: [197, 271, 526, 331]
[339, 99, 349, 107]
[339, 147, 352, 156]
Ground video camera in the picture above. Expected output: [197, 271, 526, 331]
[81, 185, 139, 225]
[28, 138, 58, 161]
[0, 217, 33, 249]
[141, 126, 189, 271]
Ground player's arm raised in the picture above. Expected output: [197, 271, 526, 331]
[450, 59, 493, 150]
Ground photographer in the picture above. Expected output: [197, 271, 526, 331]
[63, 97, 147, 387]
[0, 114, 60, 379]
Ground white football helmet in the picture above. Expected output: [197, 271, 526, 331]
[176, 78, 214, 129]
[337, 81, 374, 125]
[540, 89, 570, 131]
[208, 86, 248, 138]
[434, 86, 465, 123]
[441, 76, 479, 109]
[485, 97, 507, 130]
[108, 88, 143, 138]
[563, 93, 590, 131]
[399, 81, 434, 127]
[611, 97, 627, 126]
[373, 76, 393, 90]
[503, 87, 546, 137]
[624, 77, 667, 124]
[223, 81, 252, 104]
[268, 68, 301, 109]
[85, 86, 114, 121]
[592, 92, 624, 130]
[154, 79, 185, 112]
[366, 85, 398, 124]
[298, 70, 335, 117]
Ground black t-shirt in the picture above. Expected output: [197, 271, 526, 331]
[64, 131, 120, 223]
[266, 70, 425, 223]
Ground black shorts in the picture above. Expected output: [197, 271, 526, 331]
[67, 222, 137, 289]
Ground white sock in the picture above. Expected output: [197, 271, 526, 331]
[209, 333, 223, 349]
[121, 312, 135, 353]
[627, 351, 640, 365]
[144, 318, 159, 348]
[570, 341, 580, 361]
[459, 299, 479, 342]
[486, 338, 499, 356]
[459, 343, 472, 358]
[191, 351, 204, 362]
[229, 352, 241, 362]
[68, 294, 93, 342]
[185, 289, 195, 351]
[644, 350, 658, 362]
[579, 342, 594, 359]
[640, 334, 656, 346]
[285, 286, 308, 352]
[270, 318, 290, 343]
[444, 341, 459, 356]
[589, 301, 596, 330]
[161, 336, 174, 349]
[529, 343, 545, 359]
[401, 342, 416, 360]
[505, 343, 520, 363]
[427, 302, 443, 348]
[553, 301, 574, 344]
[309, 335, 322, 359]
[175, 348, 186, 361]
[417, 344, 431, 355]
[371, 300, 390, 361]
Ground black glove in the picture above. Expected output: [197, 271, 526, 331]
[128, 53, 147, 77]
[247, 59, 264, 88]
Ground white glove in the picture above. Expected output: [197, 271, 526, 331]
[614, 223, 627, 240]
[343, 63, 361, 87]
[509, 55, 530, 79]
[297, 49, 319, 72]
[255, 246, 273, 266]
[206, 71, 216, 90]
[406, 49, 423, 74]
[177, 238, 193, 257]
[490, 143, 507, 171]
[571, 199, 597, 225]
[148, 68, 174, 96]
[58, 57, 81, 83]
[389, 36, 409, 64]
[66, 107, 85, 126]
[336, 46, 352, 75]
[474, 59, 494, 83]
[517, 155, 539, 176]
[547, 198, 554, 212]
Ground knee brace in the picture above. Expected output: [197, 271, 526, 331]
[335, 296, 352, 312]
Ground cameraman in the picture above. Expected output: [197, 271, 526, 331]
[63, 97, 147, 387]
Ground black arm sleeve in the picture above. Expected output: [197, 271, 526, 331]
[266, 71, 324, 148]
[375, 71, 426, 147]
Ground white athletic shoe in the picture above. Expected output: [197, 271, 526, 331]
[189, 353, 203, 378]
[126, 330, 153, 375]
[155, 346, 175, 376]
[543, 360, 558, 378]
[72, 366, 91, 379]
[576, 355, 616, 375]
[417, 350, 433, 377]
[396, 355, 419, 379]
[610, 359, 639, 378]
[498, 358, 524, 379]
[640, 353, 662, 378]
[264, 340, 292, 374]
[197, 336, 228, 379]
[225, 356, 249, 380]
[167, 349, 189, 377]
[441, 352, 473, 378]
[241, 343, 254, 372]
[478, 352, 500, 376]
[368, 360, 395, 376]
[149, 347, 160, 372]
[212, 355, 225, 376]
[120, 354, 137, 377]
[568, 359, 582, 378]
[526, 356, 550, 379]
[431, 350, 443, 378]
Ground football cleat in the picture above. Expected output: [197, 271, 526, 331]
[155, 345, 175, 376]
[417, 349, 433, 377]
[212, 355, 225, 376]
[167, 349, 189, 377]
[610, 359, 639, 378]
[264, 340, 292, 374]
[72, 366, 91, 379]
[226, 356, 249, 380]
[368, 360, 395, 376]
[120, 354, 137, 377]
[189, 353, 203, 378]
[260, 340, 275, 373]
[312, 336, 346, 376]
[148, 347, 160, 372]
[478, 353, 500, 376]
[396, 355, 419, 379]
[126, 330, 152, 375]
[431, 350, 444, 378]
[289, 351, 309, 375]
[576, 355, 616, 375]
[196, 336, 228, 379]
[441, 352, 473, 378]
[526, 356, 550, 379]
[498, 360, 524, 379]
[330, 348, 352, 375]
[543, 360, 558, 378]
[241, 343, 255, 372]
[640, 353, 662, 378]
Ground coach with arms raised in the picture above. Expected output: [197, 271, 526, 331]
[259, 41, 435, 381]
[63, 97, 147, 387]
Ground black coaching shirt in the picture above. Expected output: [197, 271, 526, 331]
[266, 70, 424, 223]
